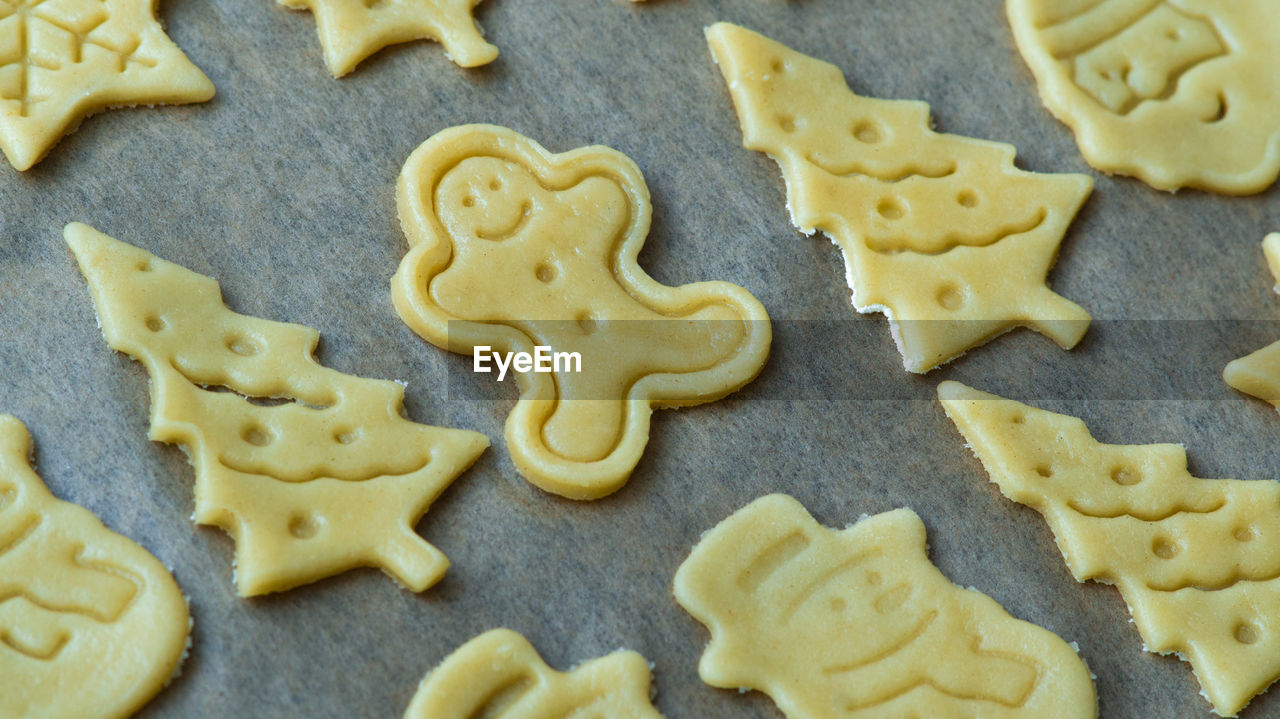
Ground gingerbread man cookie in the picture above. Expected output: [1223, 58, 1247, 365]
[393, 125, 771, 500]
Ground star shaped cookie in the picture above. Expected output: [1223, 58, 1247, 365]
[0, 0, 214, 170]
[278, 0, 496, 77]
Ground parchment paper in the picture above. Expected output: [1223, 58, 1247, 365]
[2, 0, 1279, 716]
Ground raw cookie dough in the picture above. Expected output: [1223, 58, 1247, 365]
[1006, 0, 1280, 194]
[278, 0, 496, 77]
[941, 380, 1280, 717]
[392, 124, 771, 500]
[67, 223, 489, 597]
[403, 628, 664, 718]
[706, 23, 1091, 373]
[0, 415, 189, 719]
[673, 494, 1097, 719]
[1224, 233, 1280, 405]
[0, 0, 214, 170]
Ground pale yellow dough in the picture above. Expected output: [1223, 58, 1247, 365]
[1224, 233, 1280, 405]
[403, 628, 664, 719]
[706, 23, 1091, 373]
[1007, 0, 1280, 194]
[941, 380, 1280, 717]
[0, 0, 213, 170]
[0, 415, 189, 719]
[392, 124, 771, 500]
[67, 223, 489, 597]
[279, 0, 495, 77]
[673, 494, 1097, 719]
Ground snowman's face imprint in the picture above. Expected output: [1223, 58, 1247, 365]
[436, 156, 536, 242]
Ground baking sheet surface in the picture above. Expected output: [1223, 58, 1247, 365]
[2, 0, 1279, 716]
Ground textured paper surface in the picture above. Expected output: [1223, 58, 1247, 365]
[0, 0, 1278, 717]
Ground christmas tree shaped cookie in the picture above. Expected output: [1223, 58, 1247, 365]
[404, 628, 664, 718]
[674, 494, 1097, 719]
[67, 223, 489, 597]
[278, 0, 496, 77]
[0, 416, 189, 719]
[706, 22, 1092, 373]
[1007, 0, 1280, 194]
[392, 124, 771, 500]
[1224, 233, 1280, 406]
[0, 0, 214, 170]
[940, 380, 1280, 716]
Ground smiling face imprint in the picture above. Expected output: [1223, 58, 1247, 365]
[436, 157, 536, 242]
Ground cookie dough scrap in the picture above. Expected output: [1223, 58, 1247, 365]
[404, 628, 664, 718]
[0, 416, 189, 719]
[706, 23, 1092, 373]
[940, 381, 1280, 717]
[66, 223, 489, 597]
[673, 494, 1097, 719]
[0, 0, 214, 171]
[392, 124, 771, 500]
[1007, 0, 1280, 194]
[278, 0, 496, 77]
[1224, 233, 1280, 406]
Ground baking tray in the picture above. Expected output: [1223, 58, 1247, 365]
[2, 0, 1278, 716]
